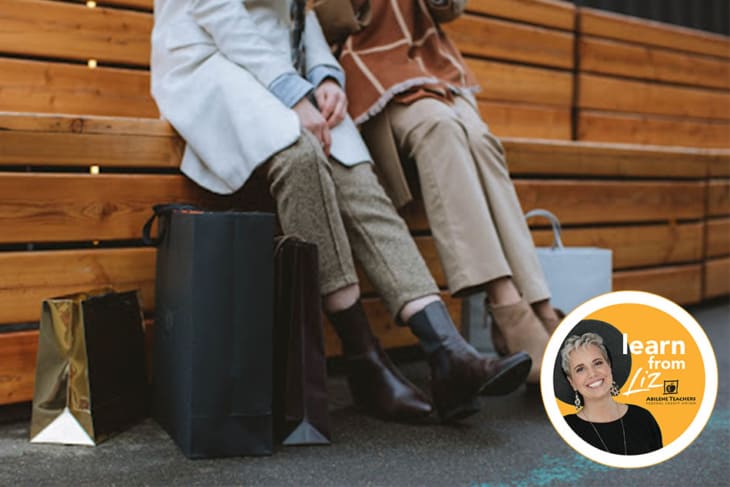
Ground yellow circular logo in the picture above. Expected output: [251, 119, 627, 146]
[541, 291, 718, 468]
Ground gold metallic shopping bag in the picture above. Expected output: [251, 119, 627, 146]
[30, 289, 148, 446]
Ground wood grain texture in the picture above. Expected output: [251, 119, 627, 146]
[531, 222, 704, 270]
[97, 0, 153, 10]
[704, 257, 730, 299]
[477, 101, 571, 140]
[0, 116, 181, 167]
[578, 111, 730, 149]
[0, 0, 152, 66]
[578, 74, 730, 121]
[502, 137, 721, 178]
[466, 58, 572, 106]
[0, 58, 158, 117]
[444, 14, 574, 69]
[399, 179, 705, 232]
[580, 36, 730, 90]
[708, 155, 730, 177]
[466, 0, 574, 31]
[705, 218, 730, 258]
[613, 264, 703, 305]
[0, 248, 155, 325]
[513, 180, 705, 224]
[579, 7, 730, 59]
[0, 331, 38, 404]
[0, 173, 274, 244]
[708, 179, 730, 217]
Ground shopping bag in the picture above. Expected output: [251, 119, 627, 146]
[143, 204, 276, 458]
[526, 209, 612, 313]
[30, 289, 148, 446]
[273, 237, 331, 446]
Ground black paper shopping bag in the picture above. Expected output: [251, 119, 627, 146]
[273, 237, 331, 446]
[143, 205, 276, 458]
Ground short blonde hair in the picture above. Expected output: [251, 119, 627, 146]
[560, 332, 610, 375]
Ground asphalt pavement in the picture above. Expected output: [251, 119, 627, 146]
[1, 300, 727, 486]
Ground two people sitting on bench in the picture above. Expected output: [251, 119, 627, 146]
[150, 0, 544, 422]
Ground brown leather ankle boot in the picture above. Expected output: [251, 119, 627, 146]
[406, 301, 531, 422]
[328, 301, 432, 421]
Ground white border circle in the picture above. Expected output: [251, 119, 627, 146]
[540, 291, 719, 468]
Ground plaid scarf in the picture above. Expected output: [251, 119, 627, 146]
[340, 0, 478, 125]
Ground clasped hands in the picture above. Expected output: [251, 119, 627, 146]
[292, 79, 347, 156]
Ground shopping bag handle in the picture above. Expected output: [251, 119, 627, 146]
[525, 208, 564, 249]
[142, 203, 199, 246]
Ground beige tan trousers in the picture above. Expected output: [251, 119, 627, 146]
[386, 96, 550, 303]
[264, 131, 438, 317]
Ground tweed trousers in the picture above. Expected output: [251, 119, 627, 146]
[385, 95, 550, 303]
[264, 131, 438, 316]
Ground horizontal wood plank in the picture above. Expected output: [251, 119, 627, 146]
[466, 0, 575, 31]
[444, 14, 574, 69]
[613, 264, 703, 305]
[708, 179, 730, 217]
[708, 156, 730, 177]
[467, 58, 573, 107]
[531, 222, 704, 270]
[0, 58, 158, 117]
[513, 180, 705, 224]
[0, 248, 155, 325]
[0, 173, 274, 244]
[580, 36, 730, 90]
[477, 101, 571, 140]
[502, 137, 720, 178]
[579, 74, 730, 121]
[706, 218, 730, 258]
[0, 331, 38, 404]
[704, 257, 730, 299]
[578, 111, 730, 149]
[401, 179, 705, 232]
[0, 0, 152, 66]
[579, 7, 730, 59]
[97, 0, 153, 10]
[0, 115, 180, 167]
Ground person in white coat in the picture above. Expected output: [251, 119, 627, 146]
[150, 0, 531, 422]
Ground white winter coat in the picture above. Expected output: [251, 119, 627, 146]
[151, 0, 371, 194]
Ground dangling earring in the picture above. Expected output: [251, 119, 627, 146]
[574, 391, 582, 410]
[610, 381, 620, 397]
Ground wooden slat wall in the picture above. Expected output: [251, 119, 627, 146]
[576, 7, 730, 149]
[0, 0, 151, 66]
[443, 0, 575, 140]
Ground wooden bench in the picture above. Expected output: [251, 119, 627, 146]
[1, 0, 729, 405]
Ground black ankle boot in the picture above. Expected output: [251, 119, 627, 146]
[407, 301, 532, 422]
[328, 301, 432, 421]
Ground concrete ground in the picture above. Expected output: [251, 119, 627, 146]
[1, 300, 728, 486]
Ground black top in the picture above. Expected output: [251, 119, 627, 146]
[564, 404, 663, 455]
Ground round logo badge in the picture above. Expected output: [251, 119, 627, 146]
[541, 291, 718, 468]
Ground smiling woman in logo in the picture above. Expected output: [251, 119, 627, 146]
[554, 320, 663, 455]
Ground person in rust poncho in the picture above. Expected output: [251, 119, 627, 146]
[337, 0, 561, 383]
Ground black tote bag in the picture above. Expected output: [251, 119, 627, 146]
[273, 237, 331, 446]
[143, 205, 276, 458]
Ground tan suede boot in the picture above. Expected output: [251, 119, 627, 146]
[488, 298, 550, 384]
[537, 308, 565, 334]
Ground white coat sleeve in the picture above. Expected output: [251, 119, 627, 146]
[190, 0, 297, 87]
